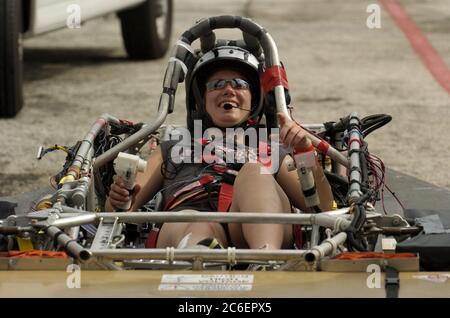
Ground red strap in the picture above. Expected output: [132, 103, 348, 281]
[144, 228, 160, 248]
[212, 165, 227, 174]
[199, 175, 214, 185]
[260, 65, 289, 96]
[293, 144, 314, 155]
[194, 138, 210, 145]
[247, 118, 258, 126]
[257, 140, 272, 168]
[316, 140, 330, 154]
[218, 183, 234, 212]
[258, 141, 271, 156]
[292, 225, 303, 249]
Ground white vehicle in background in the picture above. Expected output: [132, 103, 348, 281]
[0, 0, 173, 118]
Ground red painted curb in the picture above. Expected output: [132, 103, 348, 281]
[379, 0, 450, 95]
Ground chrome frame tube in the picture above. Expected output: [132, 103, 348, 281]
[74, 114, 120, 173]
[304, 232, 347, 263]
[53, 206, 352, 231]
[93, 101, 169, 169]
[310, 225, 320, 247]
[91, 248, 307, 262]
[50, 214, 97, 228]
[46, 225, 92, 261]
[306, 133, 349, 168]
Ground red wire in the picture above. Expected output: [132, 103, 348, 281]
[366, 153, 405, 213]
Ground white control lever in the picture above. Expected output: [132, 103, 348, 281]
[113, 152, 147, 210]
[293, 146, 320, 208]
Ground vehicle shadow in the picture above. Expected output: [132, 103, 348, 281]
[24, 47, 129, 82]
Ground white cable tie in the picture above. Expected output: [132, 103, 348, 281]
[170, 247, 175, 263]
[169, 57, 188, 77]
[166, 247, 175, 263]
[227, 247, 236, 265]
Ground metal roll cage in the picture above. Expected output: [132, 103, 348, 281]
[0, 16, 402, 271]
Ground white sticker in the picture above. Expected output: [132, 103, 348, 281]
[412, 274, 450, 283]
[158, 283, 253, 291]
[161, 274, 254, 284]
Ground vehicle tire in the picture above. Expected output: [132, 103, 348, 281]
[118, 0, 173, 60]
[0, 0, 23, 118]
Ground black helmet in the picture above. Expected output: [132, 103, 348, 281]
[185, 45, 264, 132]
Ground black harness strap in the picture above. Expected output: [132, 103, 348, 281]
[385, 266, 400, 298]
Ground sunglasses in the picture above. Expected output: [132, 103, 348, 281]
[205, 78, 250, 91]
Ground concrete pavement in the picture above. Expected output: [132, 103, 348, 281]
[0, 0, 449, 196]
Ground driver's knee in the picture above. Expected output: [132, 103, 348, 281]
[234, 162, 276, 191]
[237, 162, 269, 179]
[156, 221, 228, 248]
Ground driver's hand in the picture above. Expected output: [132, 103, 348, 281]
[277, 112, 312, 150]
[109, 175, 141, 210]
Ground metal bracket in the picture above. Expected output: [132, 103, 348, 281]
[90, 217, 123, 250]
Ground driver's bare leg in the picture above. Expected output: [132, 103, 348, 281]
[228, 163, 293, 249]
[156, 212, 228, 248]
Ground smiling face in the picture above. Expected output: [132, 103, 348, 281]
[204, 69, 252, 128]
